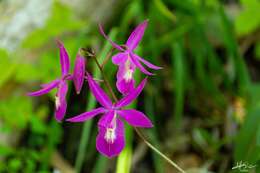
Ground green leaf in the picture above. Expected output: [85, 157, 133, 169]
[16, 63, 41, 82]
[0, 145, 14, 156]
[0, 95, 33, 129]
[8, 158, 22, 171]
[172, 41, 185, 130]
[153, 0, 176, 22]
[30, 116, 47, 134]
[234, 107, 260, 163]
[257, 126, 260, 146]
[92, 155, 109, 173]
[235, 0, 260, 36]
[0, 49, 17, 87]
[116, 124, 133, 173]
[255, 42, 260, 59]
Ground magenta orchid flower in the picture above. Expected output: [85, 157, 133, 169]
[73, 54, 86, 94]
[99, 20, 162, 95]
[67, 73, 153, 157]
[28, 40, 85, 122]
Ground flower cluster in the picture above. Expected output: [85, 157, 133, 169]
[28, 40, 86, 122]
[28, 20, 161, 157]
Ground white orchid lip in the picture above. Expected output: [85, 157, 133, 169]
[104, 111, 118, 144]
[123, 58, 134, 82]
[104, 127, 116, 144]
[123, 69, 134, 82]
[55, 96, 61, 109]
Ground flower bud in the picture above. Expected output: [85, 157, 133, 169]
[73, 54, 86, 94]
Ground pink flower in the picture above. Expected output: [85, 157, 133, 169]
[67, 73, 153, 157]
[73, 54, 86, 94]
[27, 40, 85, 121]
[99, 20, 162, 95]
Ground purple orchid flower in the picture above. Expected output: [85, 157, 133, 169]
[99, 20, 162, 95]
[67, 73, 153, 157]
[28, 40, 85, 122]
[73, 54, 86, 94]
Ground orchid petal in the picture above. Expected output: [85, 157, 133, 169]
[63, 74, 73, 80]
[126, 20, 148, 50]
[27, 80, 60, 96]
[96, 119, 125, 158]
[115, 61, 136, 95]
[116, 63, 125, 79]
[117, 109, 153, 128]
[66, 107, 106, 122]
[116, 78, 135, 96]
[55, 99, 67, 122]
[112, 52, 128, 65]
[116, 58, 135, 80]
[98, 24, 124, 51]
[98, 111, 115, 128]
[73, 54, 86, 94]
[40, 79, 60, 88]
[115, 77, 147, 108]
[87, 73, 113, 108]
[129, 53, 153, 75]
[132, 53, 162, 70]
[55, 81, 68, 121]
[56, 40, 70, 76]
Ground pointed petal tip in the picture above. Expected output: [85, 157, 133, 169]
[132, 53, 162, 71]
[66, 116, 79, 122]
[118, 109, 153, 128]
[57, 39, 70, 75]
[27, 92, 34, 97]
[98, 23, 124, 51]
[145, 122, 153, 128]
[55, 38, 63, 47]
[143, 19, 149, 25]
[144, 70, 154, 76]
[55, 117, 63, 123]
[65, 117, 75, 122]
[73, 54, 86, 94]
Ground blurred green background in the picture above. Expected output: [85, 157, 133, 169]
[0, 0, 260, 172]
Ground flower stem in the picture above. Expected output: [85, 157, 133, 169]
[101, 48, 115, 69]
[134, 127, 186, 173]
[91, 54, 186, 173]
[92, 54, 118, 102]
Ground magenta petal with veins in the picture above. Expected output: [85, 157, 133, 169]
[99, 20, 162, 95]
[28, 40, 77, 122]
[66, 74, 152, 157]
[73, 54, 86, 94]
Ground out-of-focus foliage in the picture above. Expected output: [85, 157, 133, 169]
[235, 0, 260, 36]
[0, 1, 84, 172]
[0, 0, 259, 172]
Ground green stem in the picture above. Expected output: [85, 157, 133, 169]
[92, 55, 118, 102]
[75, 120, 92, 171]
[134, 128, 185, 173]
[75, 29, 119, 173]
[75, 91, 97, 171]
[91, 55, 186, 173]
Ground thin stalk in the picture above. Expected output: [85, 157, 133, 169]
[134, 128, 185, 173]
[101, 48, 115, 69]
[75, 29, 119, 173]
[91, 55, 186, 173]
[92, 55, 118, 102]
